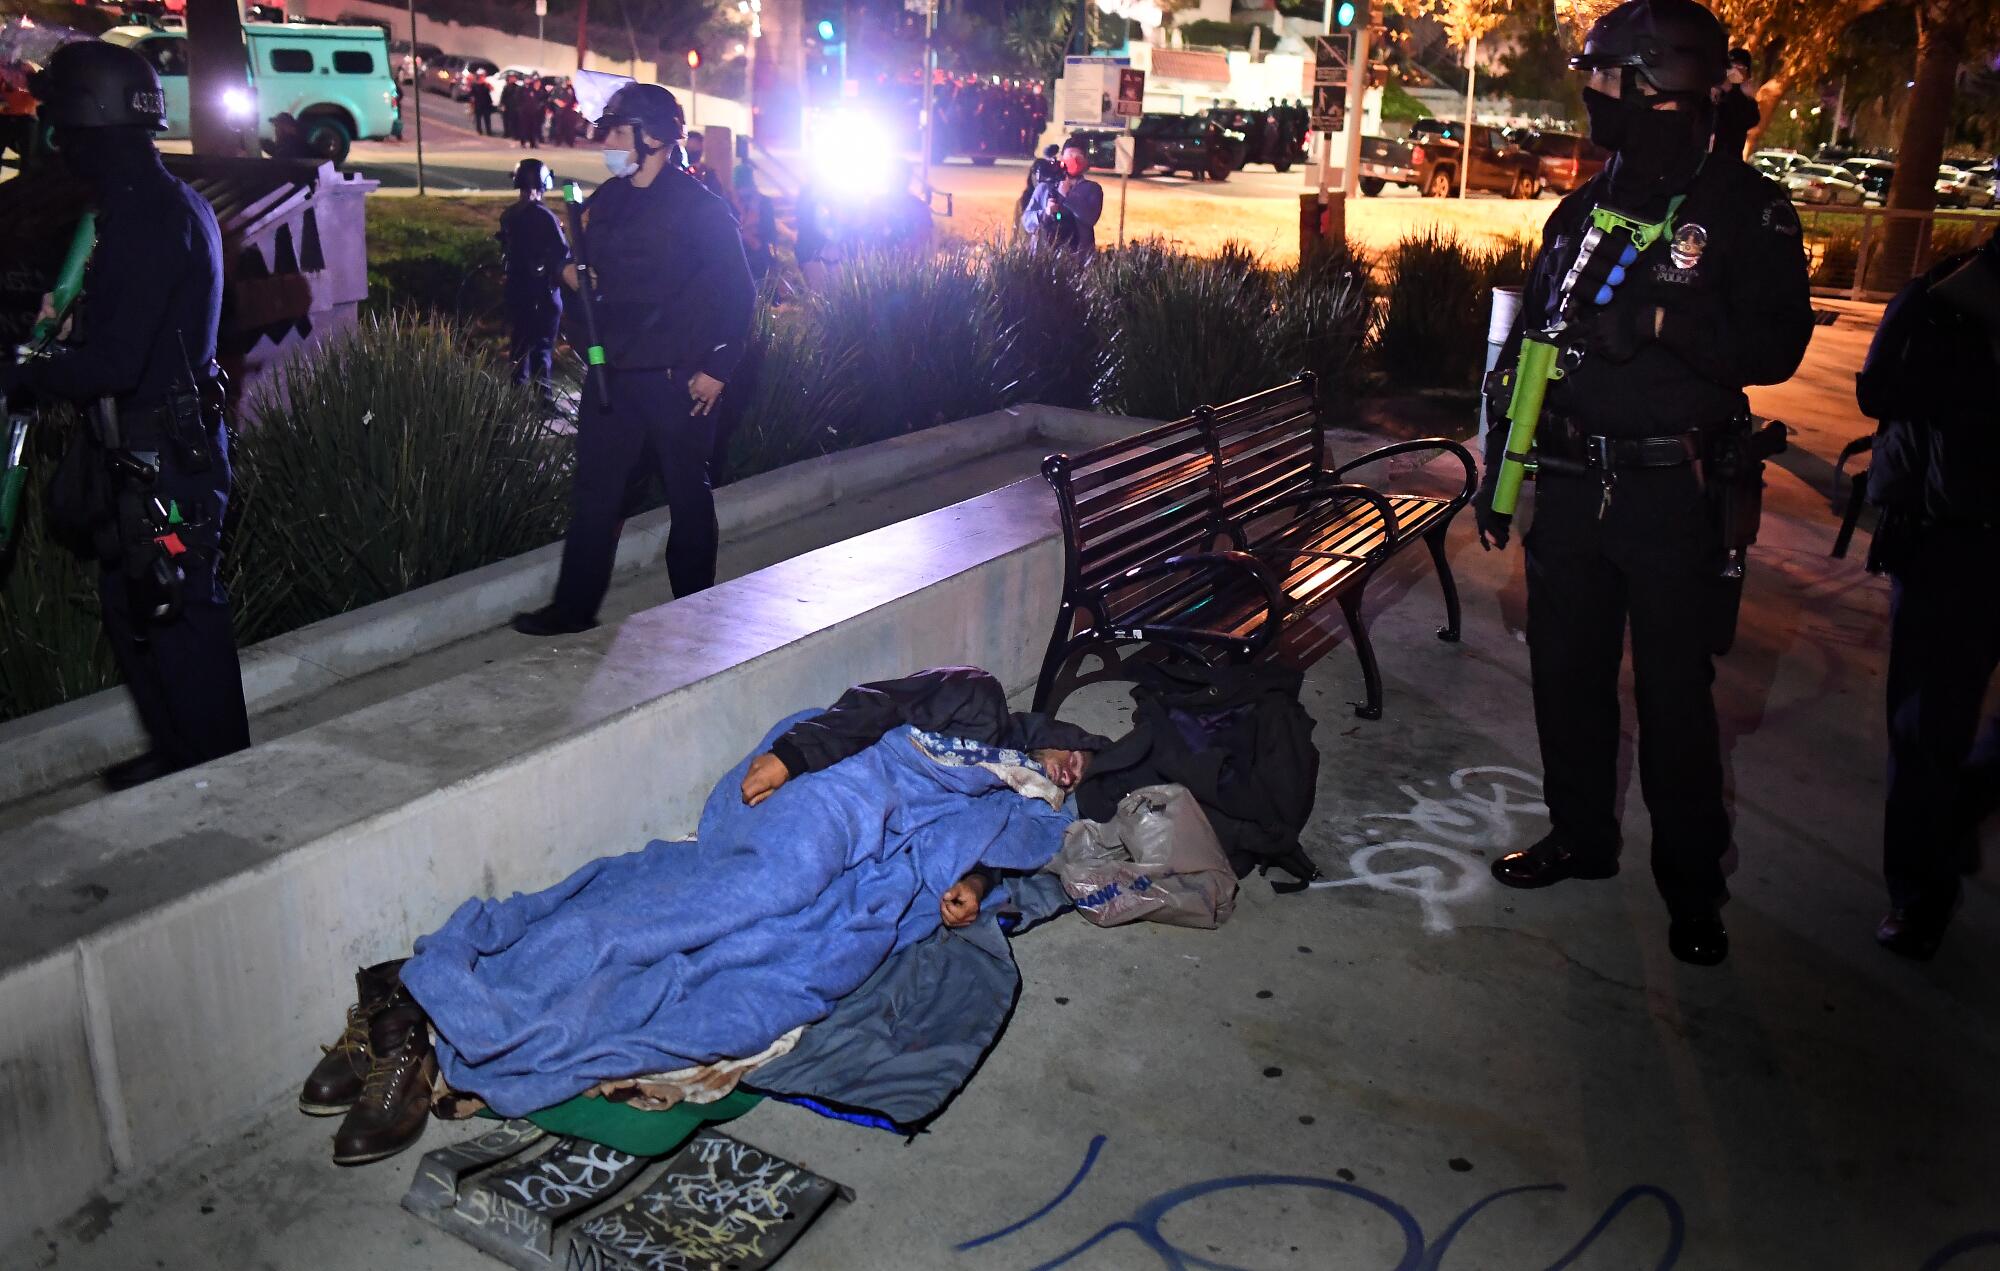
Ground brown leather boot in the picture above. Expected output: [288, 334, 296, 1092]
[331, 994, 436, 1166]
[299, 959, 406, 1117]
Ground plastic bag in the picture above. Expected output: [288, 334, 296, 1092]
[1048, 784, 1237, 929]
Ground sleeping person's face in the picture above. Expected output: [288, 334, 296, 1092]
[1032, 748, 1090, 791]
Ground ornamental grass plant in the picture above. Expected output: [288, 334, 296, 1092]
[228, 313, 572, 640]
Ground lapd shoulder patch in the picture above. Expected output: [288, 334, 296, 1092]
[1761, 197, 1801, 236]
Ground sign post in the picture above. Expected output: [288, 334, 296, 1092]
[1113, 67, 1142, 249]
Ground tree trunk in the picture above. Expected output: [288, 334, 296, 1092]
[758, 0, 805, 146]
[1871, 0, 1967, 291]
[1742, 70, 1789, 156]
[184, 0, 251, 158]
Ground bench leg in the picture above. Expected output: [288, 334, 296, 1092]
[1034, 603, 1080, 712]
[1337, 590, 1384, 721]
[1426, 522, 1463, 643]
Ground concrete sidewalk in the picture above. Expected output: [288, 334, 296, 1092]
[13, 305, 1999, 1270]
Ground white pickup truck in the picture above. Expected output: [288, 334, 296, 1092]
[103, 23, 399, 165]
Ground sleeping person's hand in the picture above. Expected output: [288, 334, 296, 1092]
[741, 753, 790, 806]
[941, 874, 990, 928]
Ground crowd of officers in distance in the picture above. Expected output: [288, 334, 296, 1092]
[467, 70, 590, 149]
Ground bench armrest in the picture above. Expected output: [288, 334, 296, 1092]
[1114, 550, 1287, 652]
[1330, 437, 1478, 508]
[1251, 483, 1402, 558]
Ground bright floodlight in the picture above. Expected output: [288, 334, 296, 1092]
[805, 106, 901, 203]
[223, 86, 255, 120]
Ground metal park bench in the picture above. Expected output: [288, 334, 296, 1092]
[1035, 376, 1476, 718]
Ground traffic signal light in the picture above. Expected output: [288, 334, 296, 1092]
[816, 18, 838, 41]
[1334, 0, 1368, 29]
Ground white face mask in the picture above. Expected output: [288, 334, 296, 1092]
[602, 148, 639, 178]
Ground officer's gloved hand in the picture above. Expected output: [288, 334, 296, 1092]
[1473, 487, 1511, 551]
[1577, 301, 1664, 364]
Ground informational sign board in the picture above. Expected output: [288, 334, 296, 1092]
[534, 0, 546, 15]
[1059, 55, 1132, 129]
[1311, 84, 1345, 133]
[1313, 33, 1352, 88]
[1116, 67, 1145, 118]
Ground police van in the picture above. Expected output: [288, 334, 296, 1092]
[102, 23, 399, 165]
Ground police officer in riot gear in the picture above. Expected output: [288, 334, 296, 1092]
[1473, 0, 1814, 965]
[512, 82, 753, 635]
[1855, 230, 2000, 960]
[1, 39, 249, 788]
[498, 157, 568, 405]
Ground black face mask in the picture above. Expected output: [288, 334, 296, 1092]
[50, 124, 158, 192]
[1584, 86, 1711, 201]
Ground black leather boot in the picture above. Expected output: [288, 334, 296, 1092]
[300, 959, 407, 1116]
[1491, 835, 1620, 890]
[1668, 904, 1730, 967]
[1877, 890, 1960, 962]
[332, 992, 437, 1166]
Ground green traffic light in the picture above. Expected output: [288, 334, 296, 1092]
[1336, 1, 1356, 26]
[817, 18, 836, 40]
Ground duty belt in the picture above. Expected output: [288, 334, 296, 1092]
[1540, 431, 1702, 474]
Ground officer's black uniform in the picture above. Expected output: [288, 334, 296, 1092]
[11, 42, 249, 787]
[498, 159, 568, 403]
[1478, 0, 1814, 964]
[516, 83, 754, 633]
[1855, 235, 2000, 959]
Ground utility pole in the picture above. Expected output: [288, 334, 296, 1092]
[919, 0, 937, 196]
[537, 0, 547, 68]
[408, 0, 426, 194]
[576, 0, 590, 73]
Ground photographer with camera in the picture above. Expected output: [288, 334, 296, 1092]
[1020, 135, 1103, 255]
[2, 41, 249, 790]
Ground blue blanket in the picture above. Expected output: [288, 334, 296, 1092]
[401, 716, 1074, 1117]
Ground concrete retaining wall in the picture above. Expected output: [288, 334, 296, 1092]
[0, 468, 1078, 1248]
[0, 403, 1117, 808]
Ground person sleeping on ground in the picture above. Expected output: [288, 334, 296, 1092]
[308, 667, 1107, 1166]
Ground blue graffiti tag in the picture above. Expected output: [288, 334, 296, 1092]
[953, 1136, 1993, 1270]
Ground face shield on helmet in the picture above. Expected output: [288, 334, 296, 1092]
[1558, 0, 1728, 99]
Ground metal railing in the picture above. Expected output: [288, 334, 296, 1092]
[1797, 204, 1998, 302]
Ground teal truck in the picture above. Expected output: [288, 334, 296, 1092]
[103, 22, 399, 165]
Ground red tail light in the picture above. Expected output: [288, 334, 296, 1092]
[1411, 145, 1426, 164]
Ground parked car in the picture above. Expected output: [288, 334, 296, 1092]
[1854, 162, 1894, 205]
[1201, 106, 1306, 173]
[1129, 113, 1246, 182]
[389, 38, 441, 84]
[1524, 130, 1608, 194]
[104, 22, 399, 166]
[420, 52, 468, 97]
[1935, 164, 1994, 209]
[1359, 120, 1542, 199]
[1786, 163, 1866, 206]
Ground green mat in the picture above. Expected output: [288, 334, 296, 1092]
[478, 1087, 763, 1157]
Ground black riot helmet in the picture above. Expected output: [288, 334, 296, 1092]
[512, 157, 553, 192]
[1568, 0, 1728, 99]
[590, 81, 684, 151]
[30, 39, 169, 131]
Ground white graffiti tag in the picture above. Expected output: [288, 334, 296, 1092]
[497, 1142, 638, 1212]
[1310, 766, 1546, 933]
